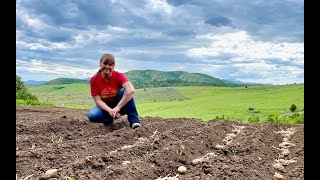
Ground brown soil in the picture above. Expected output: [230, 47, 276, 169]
[16, 106, 304, 180]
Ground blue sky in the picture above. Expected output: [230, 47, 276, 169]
[16, 0, 304, 85]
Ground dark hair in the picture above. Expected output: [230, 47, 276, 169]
[96, 53, 115, 74]
[93, 53, 115, 81]
[100, 53, 115, 65]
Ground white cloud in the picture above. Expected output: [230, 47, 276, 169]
[147, 0, 173, 15]
[16, 59, 96, 80]
[187, 31, 303, 64]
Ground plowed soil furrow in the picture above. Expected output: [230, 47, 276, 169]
[16, 106, 304, 180]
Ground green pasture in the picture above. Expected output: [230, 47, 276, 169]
[28, 83, 94, 109]
[28, 83, 304, 123]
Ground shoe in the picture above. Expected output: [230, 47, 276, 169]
[131, 122, 142, 129]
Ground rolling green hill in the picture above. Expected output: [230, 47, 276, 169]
[124, 70, 239, 88]
[44, 78, 89, 85]
[40, 70, 242, 88]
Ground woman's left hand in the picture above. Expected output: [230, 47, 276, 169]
[111, 106, 121, 118]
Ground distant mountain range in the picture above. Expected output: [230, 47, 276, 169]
[223, 78, 273, 86]
[24, 80, 48, 85]
[24, 70, 270, 87]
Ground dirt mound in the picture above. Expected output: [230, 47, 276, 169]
[16, 106, 304, 180]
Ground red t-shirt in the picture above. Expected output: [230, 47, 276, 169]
[90, 71, 128, 104]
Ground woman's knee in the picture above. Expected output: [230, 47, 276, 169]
[88, 106, 103, 122]
[87, 110, 96, 122]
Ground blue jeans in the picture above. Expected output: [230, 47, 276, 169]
[87, 88, 140, 126]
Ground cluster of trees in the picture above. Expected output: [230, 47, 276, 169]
[16, 75, 54, 106]
[131, 79, 235, 89]
[16, 75, 38, 101]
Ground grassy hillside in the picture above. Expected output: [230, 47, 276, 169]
[28, 83, 304, 123]
[44, 78, 89, 85]
[39, 70, 240, 89]
[38, 70, 240, 89]
[29, 83, 93, 109]
[124, 70, 239, 88]
[136, 84, 304, 123]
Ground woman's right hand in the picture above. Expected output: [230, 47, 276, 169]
[109, 110, 121, 120]
[114, 113, 121, 120]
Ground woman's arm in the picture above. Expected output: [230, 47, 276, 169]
[92, 95, 112, 114]
[93, 95, 121, 119]
[113, 81, 135, 114]
[117, 81, 135, 109]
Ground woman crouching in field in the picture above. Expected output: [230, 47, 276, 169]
[87, 53, 142, 129]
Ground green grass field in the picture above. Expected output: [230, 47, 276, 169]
[28, 83, 304, 123]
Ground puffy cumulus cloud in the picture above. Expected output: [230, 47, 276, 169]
[186, 31, 303, 66]
[186, 30, 303, 84]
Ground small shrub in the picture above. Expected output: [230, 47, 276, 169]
[16, 99, 54, 106]
[267, 114, 281, 123]
[294, 112, 304, 124]
[248, 107, 254, 111]
[54, 86, 65, 90]
[247, 116, 259, 123]
[290, 104, 297, 112]
[266, 111, 304, 124]
[215, 114, 225, 120]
